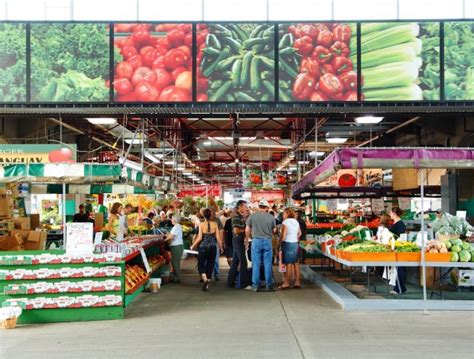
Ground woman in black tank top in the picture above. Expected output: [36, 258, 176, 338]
[191, 208, 223, 291]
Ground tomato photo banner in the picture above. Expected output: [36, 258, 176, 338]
[177, 184, 221, 198]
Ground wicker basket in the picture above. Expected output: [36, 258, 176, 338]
[1, 317, 17, 329]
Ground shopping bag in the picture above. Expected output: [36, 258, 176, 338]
[278, 250, 286, 273]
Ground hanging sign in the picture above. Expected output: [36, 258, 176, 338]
[66, 222, 94, 256]
[0, 144, 77, 164]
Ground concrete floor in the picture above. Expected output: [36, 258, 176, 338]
[1, 259, 473, 359]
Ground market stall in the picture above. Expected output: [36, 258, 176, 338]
[293, 147, 474, 310]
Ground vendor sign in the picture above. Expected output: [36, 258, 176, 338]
[0, 145, 76, 164]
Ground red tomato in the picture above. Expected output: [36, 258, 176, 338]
[155, 37, 170, 50]
[167, 29, 185, 46]
[116, 92, 138, 102]
[175, 71, 192, 92]
[132, 31, 151, 45]
[184, 33, 193, 47]
[131, 67, 157, 86]
[152, 56, 166, 69]
[134, 82, 159, 102]
[154, 68, 172, 90]
[196, 32, 207, 46]
[176, 45, 191, 60]
[126, 55, 143, 69]
[154, 46, 167, 56]
[116, 38, 135, 48]
[133, 24, 152, 32]
[171, 66, 187, 81]
[142, 49, 159, 67]
[139, 46, 155, 56]
[164, 49, 187, 70]
[115, 61, 134, 79]
[114, 78, 133, 95]
[197, 93, 208, 102]
[158, 86, 191, 102]
[120, 46, 138, 60]
[178, 24, 192, 33]
[197, 78, 209, 91]
[115, 24, 133, 33]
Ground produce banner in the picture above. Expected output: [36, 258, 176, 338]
[269, 171, 288, 187]
[177, 184, 221, 198]
[0, 145, 76, 164]
[251, 189, 284, 204]
[278, 23, 358, 101]
[30, 23, 109, 102]
[444, 22, 474, 100]
[361, 22, 440, 101]
[29, 184, 155, 194]
[0, 23, 26, 102]
[113, 23, 193, 102]
[197, 23, 275, 102]
[243, 168, 264, 188]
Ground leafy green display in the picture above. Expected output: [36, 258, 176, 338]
[444, 22, 474, 100]
[419, 22, 440, 100]
[31, 23, 109, 102]
[0, 24, 26, 102]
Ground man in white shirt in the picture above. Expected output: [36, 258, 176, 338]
[167, 215, 184, 283]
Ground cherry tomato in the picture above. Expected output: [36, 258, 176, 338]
[134, 82, 160, 102]
[114, 78, 133, 95]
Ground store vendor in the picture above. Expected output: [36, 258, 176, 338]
[389, 207, 407, 295]
[73, 204, 90, 223]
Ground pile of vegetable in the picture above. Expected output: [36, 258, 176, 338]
[394, 241, 419, 253]
[113, 23, 192, 102]
[359, 22, 439, 101]
[429, 212, 474, 237]
[425, 238, 473, 262]
[343, 241, 391, 253]
[0, 24, 26, 102]
[444, 22, 474, 100]
[279, 23, 357, 101]
[31, 24, 109, 102]
[197, 24, 275, 102]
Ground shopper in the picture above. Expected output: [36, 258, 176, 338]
[245, 199, 277, 292]
[167, 214, 184, 283]
[211, 208, 224, 281]
[73, 204, 90, 223]
[143, 212, 156, 230]
[158, 211, 172, 228]
[122, 204, 133, 235]
[389, 207, 407, 295]
[104, 202, 123, 236]
[227, 200, 250, 288]
[191, 208, 223, 291]
[223, 211, 234, 266]
[278, 208, 302, 289]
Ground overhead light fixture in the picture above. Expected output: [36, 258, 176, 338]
[355, 116, 384, 124]
[298, 160, 309, 165]
[183, 172, 193, 177]
[203, 141, 212, 146]
[234, 158, 240, 164]
[119, 158, 143, 172]
[86, 117, 117, 125]
[308, 151, 325, 157]
[164, 161, 175, 165]
[300, 192, 311, 198]
[326, 137, 348, 144]
[144, 152, 162, 163]
[125, 138, 145, 145]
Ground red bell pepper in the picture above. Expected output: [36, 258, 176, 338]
[293, 36, 314, 56]
[316, 30, 333, 47]
[311, 46, 332, 63]
[343, 91, 358, 101]
[339, 71, 357, 91]
[331, 56, 353, 75]
[300, 57, 320, 78]
[309, 91, 329, 101]
[164, 49, 187, 70]
[330, 41, 350, 57]
[292, 73, 316, 100]
[320, 63, 335, 75]
[299, 24, 319, 39]
[318, 73, 343, 98]
[333, 24, 352, 43]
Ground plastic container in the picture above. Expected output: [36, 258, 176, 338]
[344, 252, 396, 262]
[148, 278, 161, 293]
[1, 317, 17, 329]
[425, 252, 451, 262]
[396, 252, 421, 262]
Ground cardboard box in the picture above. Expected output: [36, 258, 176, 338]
[14, 217, 30, 230]
[30, 214, 40, 230]
[23, 230, 47, 250]
[94, 213, 104, 230]
[0, 236, 22, 251]
[11, 229, 29, 242]
[0, 195, 13, 218]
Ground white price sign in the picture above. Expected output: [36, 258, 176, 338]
[371, 198, 385, 214]
[66, 222, 94, 256]
[140, 248, 151, 274]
